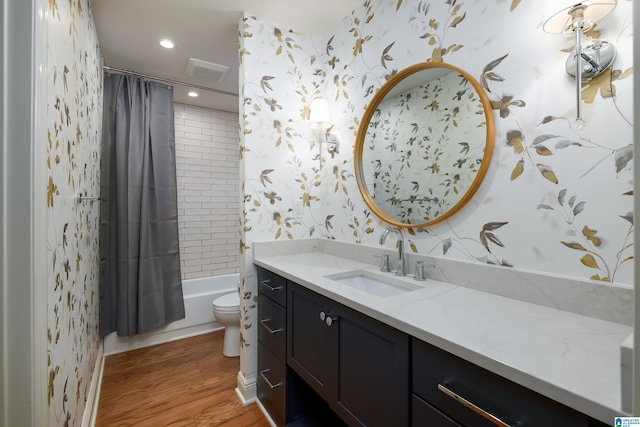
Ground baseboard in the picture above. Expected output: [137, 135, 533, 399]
[235, 370, 257, 404]
[103, 323, 223, 355]
[255, 399, 277, 427]
[82, 342, 105, 427]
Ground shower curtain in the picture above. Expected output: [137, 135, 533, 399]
[99, 73, 185, 337]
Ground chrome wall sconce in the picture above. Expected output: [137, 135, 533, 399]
[543, 0, 617, 128]
[309, 98, 339, 168]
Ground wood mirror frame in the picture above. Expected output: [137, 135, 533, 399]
[354, 62, 495, 228]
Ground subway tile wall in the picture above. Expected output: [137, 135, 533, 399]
[174, 103, 240, 279]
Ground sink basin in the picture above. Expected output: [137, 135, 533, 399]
[324, 270, 422, 297]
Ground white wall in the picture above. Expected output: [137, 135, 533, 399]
[1, 0, 48, 425]
[175, 104, 240, 280]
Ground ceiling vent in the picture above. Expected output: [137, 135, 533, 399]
[185, 58, 229, 82]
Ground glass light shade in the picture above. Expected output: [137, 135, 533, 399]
[543, 0, 617, 34]
[309, 98, 332, 130]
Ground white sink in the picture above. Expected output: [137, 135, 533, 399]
[324, 270, 422, 297]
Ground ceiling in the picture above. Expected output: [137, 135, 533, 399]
[91, 0, 363, 113]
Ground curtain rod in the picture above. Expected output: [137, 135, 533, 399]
[103, 65, 239, 98]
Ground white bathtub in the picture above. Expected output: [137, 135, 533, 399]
[103, 273, 239, 355]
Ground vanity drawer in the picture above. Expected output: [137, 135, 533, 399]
[412, 394, 461, 427]
[258, 267, 287, 307]
[258, 341, 287, 426]
[412, 338, 589, 427]
[258, 294, 286, 362]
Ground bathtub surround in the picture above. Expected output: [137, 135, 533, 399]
[101, 104, 241, 352]
[103, 273, 239, 355]
[100, 74, 185, 337]
[239, 0, 633, 405]
[174, 104, 240, 280]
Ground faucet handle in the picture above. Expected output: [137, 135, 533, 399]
[414, 261, 426, 281]
[414, 261, 436, 281]
[374, 254, 391, 272]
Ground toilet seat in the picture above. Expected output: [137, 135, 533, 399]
[213, 292, 239, 313]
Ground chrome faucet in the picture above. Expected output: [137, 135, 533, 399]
[379, 226, 405, 276]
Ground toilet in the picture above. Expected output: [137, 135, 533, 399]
[212, 292, 241, 357]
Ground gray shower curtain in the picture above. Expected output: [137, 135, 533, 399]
[100, 73, 185, 337]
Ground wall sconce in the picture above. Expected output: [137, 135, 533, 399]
[543, 0, 617, 128]
[309, 98, 339, 168]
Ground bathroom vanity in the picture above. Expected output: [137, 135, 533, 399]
[254, 240, 631, 427]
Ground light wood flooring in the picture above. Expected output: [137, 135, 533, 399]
[96, 331, 271, 427]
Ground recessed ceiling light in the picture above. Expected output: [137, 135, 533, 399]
[159, 39, 174, 49]
[188, 91, 198, 97]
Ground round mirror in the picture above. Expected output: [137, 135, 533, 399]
[354, 62, 494, 228]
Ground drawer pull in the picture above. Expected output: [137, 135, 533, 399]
[260, 318, 283, 334]
[438, 384, 510, 427]
[260, 279, 283, 292]
[260, 369, 283, 389]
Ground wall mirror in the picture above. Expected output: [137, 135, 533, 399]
[354, 62, 495, 228]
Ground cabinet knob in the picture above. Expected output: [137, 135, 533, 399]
[320, 311, 338, 326]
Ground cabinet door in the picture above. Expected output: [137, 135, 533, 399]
[334, 305, 409, 427]
[287, 284, 336, 401]
[287, 282, 410, 427]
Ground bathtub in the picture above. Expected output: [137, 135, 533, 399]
[103, 273, 239, 355]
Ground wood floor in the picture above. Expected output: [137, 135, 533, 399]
[96, 331, 271, 427]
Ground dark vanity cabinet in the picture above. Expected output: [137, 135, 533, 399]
[287, 281, 410, 427]
[256, 266, 609, 427]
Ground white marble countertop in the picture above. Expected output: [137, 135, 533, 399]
[253, 252, 632, 424]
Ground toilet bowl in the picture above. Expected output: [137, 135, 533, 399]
[212, 292, 240, 357]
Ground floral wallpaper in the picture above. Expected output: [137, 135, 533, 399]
[46, 0, 103, 425]
[239, 0, 633, 384]
[365, 70, 486, 224]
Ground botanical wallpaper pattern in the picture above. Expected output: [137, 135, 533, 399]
[239, 0, 633, 382]
[365, 70, 486, 224]
[47, 0, 103, 425]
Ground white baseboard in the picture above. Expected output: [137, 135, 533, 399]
[255, 399, 277, 427]
[103, 322, 223, 355]
[235, 370, 257, 404]
[236, 379, 276, 427]
[82, 342, 105, 427]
